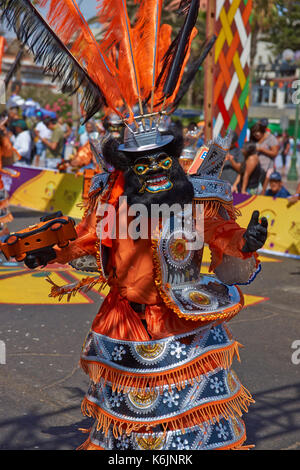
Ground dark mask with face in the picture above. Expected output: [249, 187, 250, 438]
[102, 125, 194, 211]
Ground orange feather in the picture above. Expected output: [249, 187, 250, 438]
[96, 0, 142, 113]
[133, 0, 163, 102]
[36, 0, 125, 116]
[0, 36, 6, 75]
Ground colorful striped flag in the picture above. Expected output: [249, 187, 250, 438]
[213, 0, 252, 146]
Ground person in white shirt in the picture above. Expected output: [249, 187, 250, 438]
[79, 121, 95, 147]
[10, 120, 32, 164]
[33, 116, 53, 166]
[35, 119, 52, 140]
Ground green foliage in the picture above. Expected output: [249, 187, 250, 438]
[21, 86, 73, 124]
[250, 0, 277, 64]
[262, 1, 300, 55]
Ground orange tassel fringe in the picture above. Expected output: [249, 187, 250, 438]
[77, 438, 104, 451]
[0, 212, 13, 224]
[81, 384, 254, 439]
[47, 275, 108, 302]
[193, 199, 242, 221]
[80, 341, 242, 393]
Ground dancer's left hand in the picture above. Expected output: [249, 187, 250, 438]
[242, 210, 268, 253]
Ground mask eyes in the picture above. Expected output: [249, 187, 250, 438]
[133, 155, 172, 175]
[160, 157, 172, 170]
[134, 164, 148, 175]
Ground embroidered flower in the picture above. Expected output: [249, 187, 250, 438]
[116, 435, 130, 450]
[209, 376, 224, 394]
[216, 423, 229, 440]
[170, 341, 187, 359]
[163, 391, 180, 408]
[211, 327, 224, 343]
[172, 437, 190, 450]
[109, 392, 124, 408]
[112, 345, 126, 361]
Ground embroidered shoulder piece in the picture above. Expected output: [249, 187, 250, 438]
[190, 175, 232, 204]
[89, 172, 110, 198]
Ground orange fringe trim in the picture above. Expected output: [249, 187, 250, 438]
[47, 275, 108, 302]
[0, 212, 13, 224]
[151, 238, 244, 323]
[80, 341, 242, 393]
[193, 198, 242, 221]
[77, 438, 104, 450]
[229, 444, 255, 451]
[76, 171, 120, 227]
[0, 198, 9, 210]
[81, 385, 254, 439]
[218, 438, 254, 451]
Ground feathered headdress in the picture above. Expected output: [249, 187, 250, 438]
[0, 0, 212, 152]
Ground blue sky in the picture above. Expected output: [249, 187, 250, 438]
[2, 0, 100, 37]
[78, 0, 98, 20]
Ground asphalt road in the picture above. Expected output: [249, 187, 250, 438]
[0, 207, 299, 451]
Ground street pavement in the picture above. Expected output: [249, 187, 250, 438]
[0, 206, 299, 451]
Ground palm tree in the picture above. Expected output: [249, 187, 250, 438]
[251, 0, 277, 65]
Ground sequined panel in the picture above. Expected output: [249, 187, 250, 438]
[81, 323, 235, 374]
[87, 415, 246, 450]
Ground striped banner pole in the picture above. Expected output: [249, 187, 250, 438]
[213, 0, 252, 146]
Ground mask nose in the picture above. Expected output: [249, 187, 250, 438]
[149, 161, 160, 171]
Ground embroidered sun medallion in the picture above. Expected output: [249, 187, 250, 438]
[170, 238, 188, 261]
[135, 343, 166, 361]
[136, 435, 165, 450]
[128, 390, 159, 410]
[189, 291, 211, 306]
[163, 230, 194, 268]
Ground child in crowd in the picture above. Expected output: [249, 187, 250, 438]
[263, 171, 291, 199]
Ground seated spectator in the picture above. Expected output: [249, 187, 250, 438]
[35, 117, 64, 169]
[232, 142, 262, 195]
[264, 171, 291, 199]
[221, 132, 244, 188]
[10, 119, 32, 165]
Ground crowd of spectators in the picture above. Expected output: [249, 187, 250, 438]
[220, 118, 299, 201]
[1, 81, 106, 171]
[2, 81, 300, 201]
